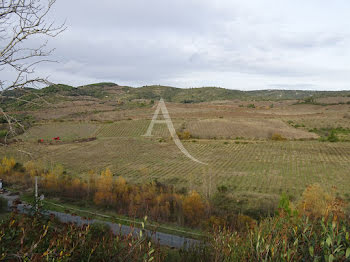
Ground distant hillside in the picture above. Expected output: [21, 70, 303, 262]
[2, 82, 350, 111]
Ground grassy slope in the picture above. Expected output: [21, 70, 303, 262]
[3, 83, 350, 111]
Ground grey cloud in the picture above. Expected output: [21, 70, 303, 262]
[2, 0, 350, 90]
[276, 33, 345, 49]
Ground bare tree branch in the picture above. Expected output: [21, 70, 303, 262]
[0, 0, 65, 144]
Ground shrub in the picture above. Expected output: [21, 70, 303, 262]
[0, 157, 16, 173]
[202, 213, 350, 261]
[3, 211, 350, 261]
[217, 185, 228, 193]
[276, 192, 293, 216]
[183, 191, 207, 226]
[176, 131, 191, 140]
[0, 214, 160, 261]
[89, 222, 111, 238]
[182, 99, 195, 104]
[297, 184, 345, 220]
[0, 116, 7, 124]
[0, 197, 8, 213]
[304, 96, 315, 104]
[270, 133, 287, 141]
[0, 129, 7, 138]
[327, 130, 339, 142]
[227, 214, 256, 232]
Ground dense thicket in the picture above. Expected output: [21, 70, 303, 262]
[1, 210, 350, 261]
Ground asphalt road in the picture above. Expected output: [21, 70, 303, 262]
[1, 191, 200, 249]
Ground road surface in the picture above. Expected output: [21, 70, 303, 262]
[1, 191, 200, 249]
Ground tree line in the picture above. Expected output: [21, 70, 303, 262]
[1, 156, 348, 231]
[0, 157, 207, 227]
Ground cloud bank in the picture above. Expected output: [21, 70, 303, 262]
[3, 0, 350, 90]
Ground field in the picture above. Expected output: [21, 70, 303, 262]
[8, 136, 350, 200]
[4, 115, 350, 200]
[2, 86, 350, 217]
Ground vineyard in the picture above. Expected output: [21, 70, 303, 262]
[3, 95, 350, 219]
[4, 121, 350, 202]
[22, 117, 318, 142]
[20, 122, 100, 142]
[95, 119, 183, 138]
[184, 118, 317, 139]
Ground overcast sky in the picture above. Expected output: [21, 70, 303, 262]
[11, 0, 350, 90]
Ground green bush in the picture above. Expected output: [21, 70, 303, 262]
[0, 116, 7, 124]
[217, 185, 228, 193]
[0, 197, 8, 213]
[327, 130, 339, 142]
[0, 130, 7, 138]
[304, 96, 316, 104]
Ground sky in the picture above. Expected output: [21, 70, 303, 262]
[5, 0, 350, 90]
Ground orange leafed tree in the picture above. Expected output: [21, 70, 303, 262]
[182, 191, 207, 226]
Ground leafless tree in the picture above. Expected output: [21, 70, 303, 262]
[0, 0, 65, 144]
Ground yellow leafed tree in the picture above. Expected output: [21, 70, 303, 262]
[94, 168, 115, 206]
[297, 184, 345, 220]
[1, 157, 16, 173]
[183, 191, 206, 226]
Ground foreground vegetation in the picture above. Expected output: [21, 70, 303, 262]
[1, 157, 350, 261]
[1, 199, 350, 261]
[0, 212, 162, 261]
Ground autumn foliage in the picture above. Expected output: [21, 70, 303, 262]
[2, 157, 348, 231]
[297, 184, 346, 220]
[0, 157, 208, 227]
[183, 191, 207, 226]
